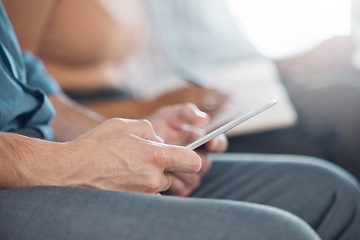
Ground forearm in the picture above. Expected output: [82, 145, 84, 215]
[0, 132, 19, 188]
[0, 119, 203, 193]
[0, 132, 63, 189]
[49, 94, 107, 141]
[82, 98, 162, 119]
[72, 84, 228, 119]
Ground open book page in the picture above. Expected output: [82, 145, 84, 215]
[190, 58, 298, 137]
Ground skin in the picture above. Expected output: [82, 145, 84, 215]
[82, 83, 228, 119]
[0, 118, 202, 195]
[165, 135, 228, 197]
[146, 102, 210, 146]
[147, 102, 228, 196]
[2, 0, 228, 119]
[5, 94, 227, 197]
[49, 94, 107, 142]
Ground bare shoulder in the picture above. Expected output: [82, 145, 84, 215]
[2, 0, 58, 53]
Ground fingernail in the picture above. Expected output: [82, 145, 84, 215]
[195, 110, 208, 118]
[190, 104, 207, 118]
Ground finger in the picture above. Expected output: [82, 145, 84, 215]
[205, 134, 228, 153]
[195, 152, 212, 176]
[166, 175, 192, 197]
[158, 145, 202, 174]
[140, 172, 173, 194]
[200, 89, 228, 113]
[171, 172, 200, 189]
[171, 103, 209, 129]
[170, 103, 209, 144]
[158, 173, 173, 193]
[178, 124, 206, 144]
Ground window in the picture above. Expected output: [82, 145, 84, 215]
[227, 0, 351, 58]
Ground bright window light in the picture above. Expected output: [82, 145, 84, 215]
[227, 0, 351, 59]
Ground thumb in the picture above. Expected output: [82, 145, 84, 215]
[172, 103, 210, 129]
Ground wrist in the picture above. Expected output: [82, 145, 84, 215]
[0, 132, 69, 188]
[0, 132, 20, 188]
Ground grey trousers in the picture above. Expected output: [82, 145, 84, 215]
[0, 154, 359, 240]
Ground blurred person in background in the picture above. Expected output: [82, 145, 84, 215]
[4, 0, 360, 180]
[137, 0, 360, 180]
[1, 2, 360, 239]
[2, 0, 227, 119]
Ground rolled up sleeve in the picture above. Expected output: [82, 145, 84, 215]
[23, 51, 61, 95]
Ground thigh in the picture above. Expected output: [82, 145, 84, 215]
[0, 186, 318, 240]
[191, 153, 360, 240]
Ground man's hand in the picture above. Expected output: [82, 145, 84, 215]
[154, 84, 228, 116]
[147, 103, 209, 146]
[147, 103, 228, 197]
[0, 119, 202, 194]
[165, 134, 228, 197]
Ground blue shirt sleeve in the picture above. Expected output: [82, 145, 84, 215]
[23, 51, 61, 95]
[0, 1, 55, 140]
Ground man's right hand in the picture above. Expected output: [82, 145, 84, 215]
[0, 119, 202, 194]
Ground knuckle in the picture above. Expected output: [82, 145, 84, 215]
[106, 118, 135, 130]
[151, 147, 167, 166]
[139, 119, 154, 131]
[102, 118, 128, 133]
[105, 118, 122, 127]
[143, 176, 162, 192]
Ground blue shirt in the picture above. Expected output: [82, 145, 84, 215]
[0, 1, 60, 140]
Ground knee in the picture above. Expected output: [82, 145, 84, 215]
[223, 202, 320, 240]
[287, 156, 358, 189]
[281, 156, 360, 205]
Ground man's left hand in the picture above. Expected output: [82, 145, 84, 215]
[166, 134, 228, 197]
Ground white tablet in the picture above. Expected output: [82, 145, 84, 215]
[186, 96, 278, 150]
